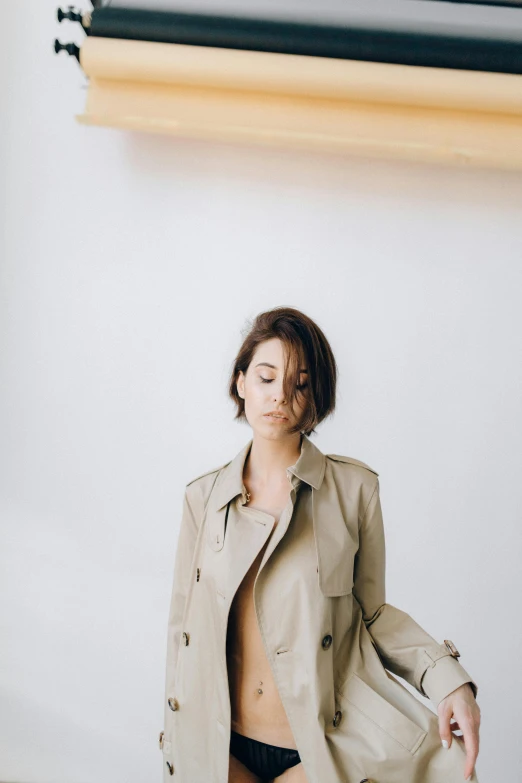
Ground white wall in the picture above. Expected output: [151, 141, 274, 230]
[1, 2, 521, 782]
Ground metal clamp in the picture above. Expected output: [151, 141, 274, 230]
[53, 39, 80, 61]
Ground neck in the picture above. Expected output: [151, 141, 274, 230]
[244, 432, 302, 488]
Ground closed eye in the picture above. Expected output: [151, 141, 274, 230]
[260, 376, 308, 390]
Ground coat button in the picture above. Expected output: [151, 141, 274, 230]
[333, 710, 342, 727]
[168, 697, 179, 711]
[159, 730, 164, 749]
[322, 634, 333, 650]
[182, 631, 190, 646]
[166, 761, 174, 775]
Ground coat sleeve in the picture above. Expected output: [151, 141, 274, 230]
[352, 477, 479, 708]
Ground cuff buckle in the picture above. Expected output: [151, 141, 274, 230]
[443, 639, 460, 658]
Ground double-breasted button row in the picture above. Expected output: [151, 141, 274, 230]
[168, 697, 179, 711]
[321, 634, 332, 650]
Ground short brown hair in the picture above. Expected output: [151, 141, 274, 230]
[228, 306, 337, 436]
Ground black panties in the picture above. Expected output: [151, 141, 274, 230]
[230, 730, 302, 780]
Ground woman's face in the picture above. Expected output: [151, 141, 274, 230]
[237, 338, 309, 439]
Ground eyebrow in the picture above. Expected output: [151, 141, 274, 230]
[255, 362, 308, 372]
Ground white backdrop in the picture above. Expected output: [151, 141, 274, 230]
[1, 2, 522, 782]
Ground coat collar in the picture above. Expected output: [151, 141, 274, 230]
[212, 432, 327, 511]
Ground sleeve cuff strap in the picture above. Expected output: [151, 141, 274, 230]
[420, 653, 478, 706]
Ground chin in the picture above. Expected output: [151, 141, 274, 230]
[260, 420, 293, 436]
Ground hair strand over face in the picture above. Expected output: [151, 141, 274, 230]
[228, 306, 338, 436]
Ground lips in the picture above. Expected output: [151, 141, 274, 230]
[264, 413, 288, 420]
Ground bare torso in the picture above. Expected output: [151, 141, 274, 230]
[226, 485, 299, 750]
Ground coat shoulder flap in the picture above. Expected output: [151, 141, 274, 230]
[186, 460, 230, 488]
[313, 455, 376, 599]
[326, 453, 379, 477]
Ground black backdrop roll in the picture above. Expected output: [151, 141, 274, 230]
[87, 6, 522, 74]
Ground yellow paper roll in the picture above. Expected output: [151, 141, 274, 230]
[77, 37, 522, 171]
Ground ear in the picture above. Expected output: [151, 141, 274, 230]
[236, 371, 245, 399]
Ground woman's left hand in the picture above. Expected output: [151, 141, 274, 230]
[437, 682, 481, 781]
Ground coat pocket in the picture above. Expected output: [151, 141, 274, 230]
[336, 672, 427, 755]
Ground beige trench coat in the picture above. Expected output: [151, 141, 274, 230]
[160, 434, 479, 783]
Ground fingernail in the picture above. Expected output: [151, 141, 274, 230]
[441, 739, 449, 749]
[465, 777, 471, 781]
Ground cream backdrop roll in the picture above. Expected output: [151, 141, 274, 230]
[77, 37, 522, 171]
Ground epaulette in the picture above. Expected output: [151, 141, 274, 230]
[326, 453, 379, 476]
[186, 460, 230, 487]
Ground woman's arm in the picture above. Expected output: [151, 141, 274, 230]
[352, 477, 478, 708]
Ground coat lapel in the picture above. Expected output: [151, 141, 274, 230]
[204, 433, 358, 597]
[205, 438, 252, 552]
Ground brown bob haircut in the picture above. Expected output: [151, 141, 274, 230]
[228, 306, 338, 437]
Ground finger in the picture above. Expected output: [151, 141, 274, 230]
[438, 704, 453, 749]
[460, 716, 479, 780]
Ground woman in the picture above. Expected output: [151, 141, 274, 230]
[160, 306, 480, 783]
